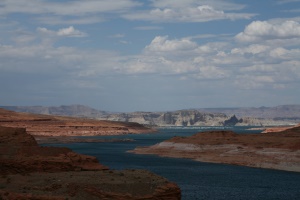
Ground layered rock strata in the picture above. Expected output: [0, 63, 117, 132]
[0, 126, 181, 199]
[130, 127, 300, 172]
[0, 108, 154, 136]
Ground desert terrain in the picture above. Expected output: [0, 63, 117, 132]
[0, 108, 154, 136]
[0, 125, 180, 199]
[0, 109, 181, 199]
[130, 125, 300, 172]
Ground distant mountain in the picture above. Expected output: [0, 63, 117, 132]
[198, 105, 300, 121]
[100, 110, 296, 127]
[1, 104, 299, 126]
[0, 105, 107, 119]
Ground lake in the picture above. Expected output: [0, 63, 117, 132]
[45, 127, 300, 200]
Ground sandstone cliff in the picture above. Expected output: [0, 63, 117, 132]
[0, 126, 181, 199]
[102, 110, 294, 127]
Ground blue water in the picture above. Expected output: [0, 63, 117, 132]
[45, 127, 300, 200]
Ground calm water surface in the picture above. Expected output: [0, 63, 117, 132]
[46, 127, 300, 200]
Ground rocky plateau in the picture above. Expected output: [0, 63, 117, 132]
[130, 124, 300, 172]
[0, 108, 154, 137]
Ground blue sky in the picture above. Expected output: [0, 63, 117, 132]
[1, 0, 300, 112]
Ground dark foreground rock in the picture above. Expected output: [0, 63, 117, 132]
[0, 126, 181, 199]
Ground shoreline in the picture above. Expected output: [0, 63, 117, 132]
[129, 128, 300, 173]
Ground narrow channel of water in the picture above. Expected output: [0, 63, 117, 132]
[46, 127, 300, 199]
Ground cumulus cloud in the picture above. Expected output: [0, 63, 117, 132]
[145, 36, 198, 52]
[1, 28, 300, 94]
[37, 26, 87, 37]
[236, 20, 300, 42]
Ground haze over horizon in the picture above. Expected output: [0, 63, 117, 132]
[1, 0, 300, 112]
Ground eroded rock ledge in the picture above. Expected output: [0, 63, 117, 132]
[130, 126, 300, 172]
[0, 108, 155, 136]
[0, 126, 181, 199]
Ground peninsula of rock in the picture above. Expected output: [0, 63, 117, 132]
[130, 124, 300, 172]
[0, 108, 154, 136]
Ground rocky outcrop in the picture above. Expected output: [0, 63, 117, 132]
[103, 110, 294, 127]
[223, 115, 242, 126]
[199, 105, 300, 121]
[0, 126, 108, 174]
[0, 108, 154, 136]
[104, 110, 228, 126]
[0, 126, 181, 199]
[130, 127, 300, 172]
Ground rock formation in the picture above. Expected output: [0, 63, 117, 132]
[0, 126, 181, 199]
[0, 126, 108, 174]
[0, 108, 154, 136]
[3, 105, 298, 127]
[130, 126, 300, 172]
[199, 105, 300, 122]
[103, 110, 294, 127]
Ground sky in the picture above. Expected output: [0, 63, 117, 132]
[1, 0, 300, 112]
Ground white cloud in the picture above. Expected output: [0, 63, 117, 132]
[151, 0, 247, 11]
[0, 0, 140, 16]
[145, 36, 198, 52]
[0, 0, 140, 25]
[123, 4, 255, 22]
[231, 44, 270, 55]
[36, 16, 105, 25]
[236, 20, 300, 42]
[194, 66, 229, 80]
[37, 26, 87, 37]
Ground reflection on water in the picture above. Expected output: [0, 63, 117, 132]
[46, 127, 300, 200]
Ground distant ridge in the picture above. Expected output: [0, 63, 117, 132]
[0, 105, 107, 119]
[1, 104, 299, 126]
[198, 105, 300, 120]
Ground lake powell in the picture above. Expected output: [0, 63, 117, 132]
[45, 127, 300, 200]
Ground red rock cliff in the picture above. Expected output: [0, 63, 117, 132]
[0, 126, 181, 199]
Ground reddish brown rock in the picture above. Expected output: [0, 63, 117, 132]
[0, 108, 155, 136]
[262, 123, 300, 133]
[0, 126, 181, 199]
[0, 126, 108, 174]
[131, 127, 300, 172]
